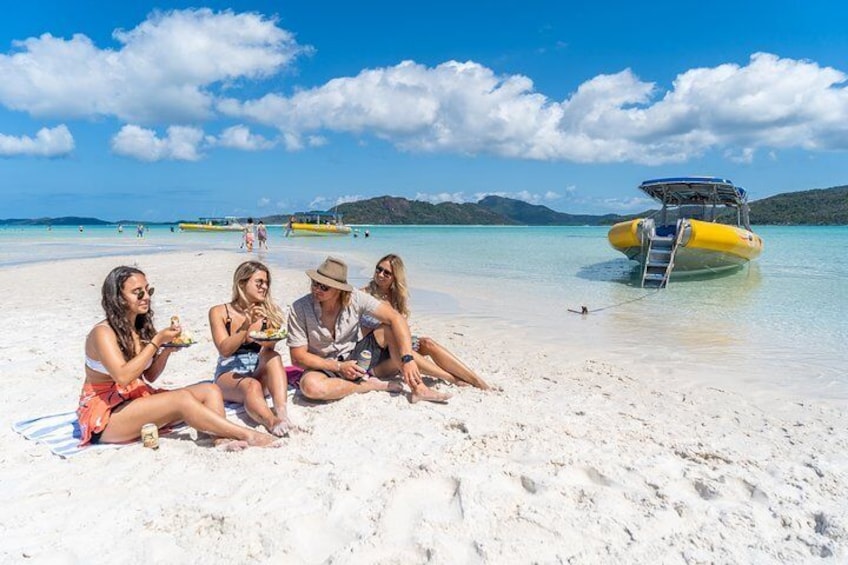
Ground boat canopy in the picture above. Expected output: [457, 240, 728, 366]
[197, 216, 241, 226]
[639, 177, 748, 207]
[292, 211, 345, 223]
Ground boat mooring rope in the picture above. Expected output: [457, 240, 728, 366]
[567, 288, 663, 315]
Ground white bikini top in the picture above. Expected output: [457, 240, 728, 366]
[85, 355, 152, 375]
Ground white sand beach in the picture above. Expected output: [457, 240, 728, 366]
[1, 250, 846, 563]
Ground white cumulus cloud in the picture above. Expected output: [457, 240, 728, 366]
[414, 192, 468, 204]
[0, 124, 74, 157]
[221, 53, 848, 164]
[4, 5, 848, 169]
[335, 194, 365, 205]
[215, 125, 274, 150]
[0, 8, 309, 123]
[111, 125, 205, 161]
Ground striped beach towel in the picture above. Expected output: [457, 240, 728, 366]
[13, 381, 299, 458]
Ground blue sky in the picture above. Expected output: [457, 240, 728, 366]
[2, 1, 847, 220]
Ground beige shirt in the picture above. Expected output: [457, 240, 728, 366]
[287, 290, 381, 360]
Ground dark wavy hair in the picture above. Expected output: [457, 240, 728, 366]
[101, 266, 156, 361]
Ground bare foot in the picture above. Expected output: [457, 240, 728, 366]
[359, 379, 404, 394]
[473, 378, 491, 391]
[246, 430, 282, 447]
[269, 416, 295, 437]
[459, 376, 490, 390]
[271, 407, 306, 436]
[214, 438, 250, 452]
[410, 385, 452, 404]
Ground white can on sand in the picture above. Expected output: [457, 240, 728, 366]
[141, 423, 159, 449]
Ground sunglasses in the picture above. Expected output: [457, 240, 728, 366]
[132, 287, 155, 300]
[254, 279, 269, 288]
[311, 280, 330, 292]
[375, 266, 393, 277]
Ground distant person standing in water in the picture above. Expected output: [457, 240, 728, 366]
[256, 221, 268, 250]
[117, 224, 123, 234]
[284, 216, 295, 238]
[243, 218, 255, 252]
[136, 224, 144, 238]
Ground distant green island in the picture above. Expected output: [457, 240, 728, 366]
[3, 184, 847, 226]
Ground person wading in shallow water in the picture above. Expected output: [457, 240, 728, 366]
[256, 220, 269, 250]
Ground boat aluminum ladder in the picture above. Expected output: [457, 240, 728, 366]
[640, 221, 683, 288]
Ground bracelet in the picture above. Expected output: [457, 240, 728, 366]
[336, 361, 342, 373]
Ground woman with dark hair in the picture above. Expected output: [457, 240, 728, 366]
[363, 254, 489, 390]
[209, 261, 295, 436]
[77, 266, 278, 449]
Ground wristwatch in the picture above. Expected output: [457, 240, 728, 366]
[401, 354, 414, 364]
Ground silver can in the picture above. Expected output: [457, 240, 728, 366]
[141, 423, 159, 449]
[356, 349, 373, 372]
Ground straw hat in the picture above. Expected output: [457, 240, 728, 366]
[306, 256, 353, 291]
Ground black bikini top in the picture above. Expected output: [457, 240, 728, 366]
[225, 304, 262, 354]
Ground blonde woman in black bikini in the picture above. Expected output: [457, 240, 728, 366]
[363, 254, 490, 390]
[209, 261, 295, 436]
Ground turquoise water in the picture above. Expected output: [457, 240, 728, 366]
[2, 224, 846, 399]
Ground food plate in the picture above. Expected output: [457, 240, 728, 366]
[163, 341, 194, 348]
[249, 329, 288, 342]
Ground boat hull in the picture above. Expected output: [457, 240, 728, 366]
[608, 218, 763, 275]
[290, 223, 351, 237]
[179, 223, 244, 232]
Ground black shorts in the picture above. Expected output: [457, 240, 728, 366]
[349, 332, 391, 370]
[321, 333, 391, 379]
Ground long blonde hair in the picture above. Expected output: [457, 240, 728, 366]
[368, 254, 409, 317]
[231, 261, 284, 328]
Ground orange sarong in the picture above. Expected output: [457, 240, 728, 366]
[76, 379, 158, 446]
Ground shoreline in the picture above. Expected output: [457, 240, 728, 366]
[1, 249, 846, 562]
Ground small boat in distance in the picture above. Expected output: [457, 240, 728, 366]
[286, 211, 352, 237]
[607, 177, 764, 288]
[178, 217, 245, 232]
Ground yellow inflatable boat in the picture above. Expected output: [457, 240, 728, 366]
[608, 177, 764, 287]
[285, 212, 352, 237]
